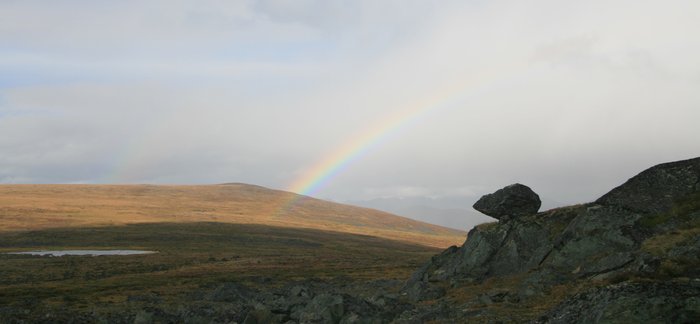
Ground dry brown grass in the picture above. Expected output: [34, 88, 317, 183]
[0, 222, 440, 307]
[641, 227, 700, 256]
[0, 184, 465, 248]
[444, 274, 593, 321]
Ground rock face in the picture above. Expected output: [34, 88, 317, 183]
[404, 157, 700, 322]
[472, 183, 541, 221]
[596, 157, 700, 214]
[539, 281, 700, 323]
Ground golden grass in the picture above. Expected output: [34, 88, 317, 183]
[0, 184, 465, 248]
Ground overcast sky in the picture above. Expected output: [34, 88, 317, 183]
[1, 0, 699, 227]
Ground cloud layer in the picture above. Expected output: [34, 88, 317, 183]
[2, 1, 699, 228]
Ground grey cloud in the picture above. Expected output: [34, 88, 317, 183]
[1, 0, 699, 229]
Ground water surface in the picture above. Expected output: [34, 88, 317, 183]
[6, 250, 156, 256]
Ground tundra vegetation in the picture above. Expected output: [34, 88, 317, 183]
[1, 157, 699, 322]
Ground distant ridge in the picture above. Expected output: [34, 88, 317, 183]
[0, 183, 466, 248]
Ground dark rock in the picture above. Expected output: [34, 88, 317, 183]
[473, 183, 541, 221]
[339, 312, 367, 324]
[538, 281, 700, 323]
[394, 302, 457, 323]
[133, 311, 154, 324]
[297, 294, 344, 323]
[406, 245, 461, 285]
[406, 210, 562, 287]
[477, 290, 511, 305]
[243, 306, 280, 324]
[477, 293, 495, 305]
[290, 285, 313, 298]
[543, 205, 642, 280]
[208, 282, 255, 302]
[487, 290, 510, 303]
[596, 157, 700, 214]
[403, 281, 446, 302]
[407, 157, 700, 316]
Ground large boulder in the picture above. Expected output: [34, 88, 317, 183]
[473, 183, 541, 221]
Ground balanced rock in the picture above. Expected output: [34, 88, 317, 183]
[473, 183, 541, 221]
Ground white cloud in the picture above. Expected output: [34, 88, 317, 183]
[362, 185, 483, 200]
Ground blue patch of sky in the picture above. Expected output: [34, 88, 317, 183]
[0, 68, 73, 89]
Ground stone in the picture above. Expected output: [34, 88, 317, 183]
[539, 281, 700, 323]
[478, 290, 510, 304]
[208, 282, 254, 302]
[290, 285, 312, 298]
[243, 307, 278, 324]
[403, 281, 446, 302]
[133, 311, 154, 324]
[473, 183, 541, 221]
[297, 294, 345, 323]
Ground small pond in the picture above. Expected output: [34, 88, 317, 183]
[5, 250, 157, 256]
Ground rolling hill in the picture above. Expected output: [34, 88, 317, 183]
[2, 158, 698, 322]
[0, 183, 466, 248]
[0, 183, 466, 321]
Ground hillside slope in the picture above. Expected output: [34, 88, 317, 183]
[0, 183, 465, 248]
[403, 157, 700, 322]
[2, 159, 698, 322]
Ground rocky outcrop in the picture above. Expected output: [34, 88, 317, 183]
[473, 183, 541, 221]
[404, 157, 700, 321]
[539, 281, 700, 323]
[596, 157, 700, 214]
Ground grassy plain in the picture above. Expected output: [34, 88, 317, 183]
[0, 222, 441, 309]
[0, 184, 466, 248]
[0, 184, 464, 315]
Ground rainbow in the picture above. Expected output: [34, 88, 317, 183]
[285, 60, 532, 199]
[287, 102, 437, 197]
[288, 81, 489, 197]
[104, 60, 529, 201]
